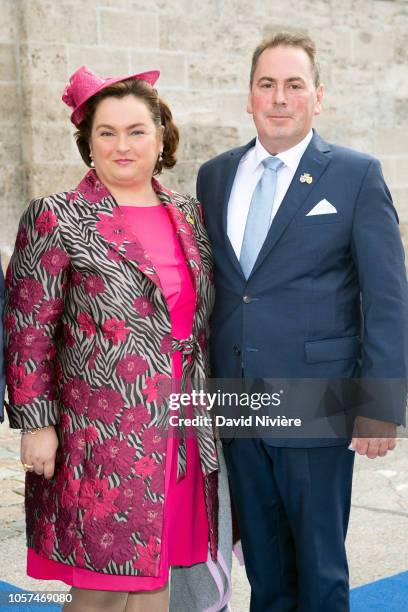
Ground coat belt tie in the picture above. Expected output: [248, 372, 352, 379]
[171, 334, 218, 479]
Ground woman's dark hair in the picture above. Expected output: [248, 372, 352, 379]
[74, 78, 179, 175]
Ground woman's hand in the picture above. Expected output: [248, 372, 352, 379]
[21, 426, 59, 479]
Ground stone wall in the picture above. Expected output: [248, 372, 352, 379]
[1, 0, 408, 264]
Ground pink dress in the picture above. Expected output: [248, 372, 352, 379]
[27, 203, 209, 590]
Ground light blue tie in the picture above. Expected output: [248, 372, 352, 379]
[239, 156, 283, 279]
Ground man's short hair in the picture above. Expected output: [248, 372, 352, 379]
[250, 31, 320, 88]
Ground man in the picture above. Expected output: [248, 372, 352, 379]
[197, 32, 408, 611]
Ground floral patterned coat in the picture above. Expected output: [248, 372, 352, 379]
[4, 170, 218, 576]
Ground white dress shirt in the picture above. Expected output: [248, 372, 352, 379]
[227, 130, 313, 259]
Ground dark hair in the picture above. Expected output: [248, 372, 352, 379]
[74, 78, 179, 175]
[250, 31, 320, 88]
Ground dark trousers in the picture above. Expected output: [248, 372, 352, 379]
[223, 439, 355, 612]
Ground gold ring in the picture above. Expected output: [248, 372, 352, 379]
[22, 463, 34, 471]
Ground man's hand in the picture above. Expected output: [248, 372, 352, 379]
[351, 416, 397, 458]
[21, 426, 59, 479]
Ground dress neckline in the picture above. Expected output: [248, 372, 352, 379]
[120, 204, 162, 209]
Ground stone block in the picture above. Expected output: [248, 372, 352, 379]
[0, 83, 19, 122]
[0, 124, 21, 165]
[20, 44, 67, 83]
[159, 16, 220, 54]
[400, 223, 408, 254]
[0, 205, 25, 259]
[378, 157, 396, 185]
[22, 123, 72, 164]
[178, 124, 239, 163]
[392, 188, 408, 223]
[22, 82, 68, 124]
[21, 1, 98, 45]
[0, 43, 17, 81]
[0, 164, 24, 208]
[239, 127, 256, 146]
[26, 162, 84, 201]
[353, 31, 395, 64]
[215, 92, 253, 128]
[187, 53, 249, 91]
[0, 0, 18, 43]
[68, 46, 130, 76]
[158, 89, 217, 125]
[99, 9, 158, 48]
[395, 98, 408, 127]
[396, 158, 408, 186]
[151, 0, 218, 18]
[374, 128, 408, 156]
[131, 51, 186, 88]
[161, 161, 200, 197]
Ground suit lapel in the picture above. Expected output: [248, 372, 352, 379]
[74, 170, 202, 295]
[249, 132, 332, 277]
[220, 140, 256, 277]
[153, 179, 202, 292]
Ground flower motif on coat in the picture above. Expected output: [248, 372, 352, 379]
[79, 475, 119, 521]
[134, 455, 158, 479]
[7, 363, 39, 405]
[10, 278, 44, 314]
[10, 326, 51, 363]
[37, 298, 64, 325]
[4, 313, 16, 332]
[116, 354, 148, 383]
[77, 169, 110, 204]
[56, 507, 78, 558]
[125, 243, 149, 265]
[71, 270, 83, 286]
[142, 373, 171, 404]
[114, 476, 145, 512]
[77, 311, 96, 337]
[62, 377, 90, 415]
[16, 226, 28, 250]
[119, 404, 150, 435]
[102, 317, 130, 345]
[88, 386, 124, 425]
[93, 437, 135, 477]
[141, 426, 165, 454]
[40, 247, 70, 275]
[133, 296, 156, 317]
[35, 517, 56, 558]
[84, 275, 106, 297]
[96, 208, 132, 246]
[159, 334, 172, 354]
[133, 536, 160, 575]
[35, 210, 58, 236]
[32, 363, 55, 396]
[83, 515, 135, 570]
[64, 430, 87, 467]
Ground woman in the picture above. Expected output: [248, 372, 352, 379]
[4, 66, 220, 612]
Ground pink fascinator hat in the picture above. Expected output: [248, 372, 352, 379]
[62, 65, 160, 127]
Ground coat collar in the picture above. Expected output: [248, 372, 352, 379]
[71, 170, 202, 293]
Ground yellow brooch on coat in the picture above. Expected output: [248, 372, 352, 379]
[300, 172, 313, 184]
[186, 214, 195, 226]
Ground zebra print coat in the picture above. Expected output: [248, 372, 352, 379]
[4, 169, 219, 576]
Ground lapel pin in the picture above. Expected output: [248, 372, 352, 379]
[300, 172, 313, 185]
[186, 214, 195, 226]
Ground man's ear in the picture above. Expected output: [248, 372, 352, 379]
[314, 84, 324, 117]
[247, 90, 253, 115]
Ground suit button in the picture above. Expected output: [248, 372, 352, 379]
[233, 345, 241, 356]
[243, 295, 252, 304]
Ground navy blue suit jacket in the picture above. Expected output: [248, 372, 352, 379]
[197, 132, 408, 444]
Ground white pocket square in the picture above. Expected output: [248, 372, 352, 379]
[306, 199, 337, 216]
